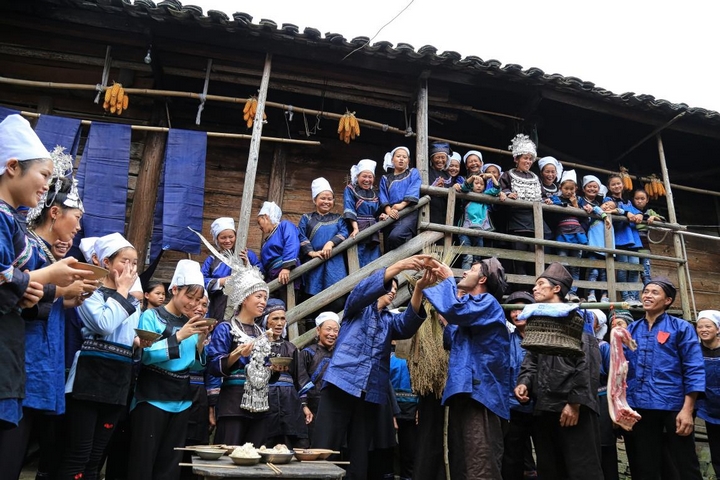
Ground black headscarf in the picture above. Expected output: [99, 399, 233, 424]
[647, 276, 677, 304]
[538, 262, 573, 298]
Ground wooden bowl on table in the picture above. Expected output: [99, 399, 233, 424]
[312, 448, 334, 460]
[294, 449, 321, 461]
[73, 262, 109, 280]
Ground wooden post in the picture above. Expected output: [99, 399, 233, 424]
[127, 105, 167, 271]
[657, 134, 691, 319]
[416, 72, 430, 185]
[268, 144, 286, 206]
[347, 245, 360, 274]
[444, 187, 456, 252]
[235, 53, 272, 253]
[532, 203, 544, 276]
[604, 225, 616, 301]
[286, 282, 298, 340]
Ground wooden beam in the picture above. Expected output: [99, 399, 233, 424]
[284, 230, 444, 326]
[657, 134, 691, 318]
[533, 202, 544, 276]
[127, 104, 167, 271]
[234, 53, 272, 253]
[416, 73, 429, 185]
[267, 145, 286, 206]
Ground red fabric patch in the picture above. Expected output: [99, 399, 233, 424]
[103, 423, 114, 429]
[74, 474, 83, 480]
[657, 331, 670, 344]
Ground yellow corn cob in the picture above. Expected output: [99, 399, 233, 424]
[110, 83, 120, 105]
[122, 95, 129, 110]
[116, 88, 124, 108]
[104, 87, 112, 104]
[103, 100, 110, 110]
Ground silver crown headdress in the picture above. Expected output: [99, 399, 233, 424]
[26, 145, 83, 224]
[508, 134, 537, 159]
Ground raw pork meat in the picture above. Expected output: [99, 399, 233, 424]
[608, 326, 642, 430]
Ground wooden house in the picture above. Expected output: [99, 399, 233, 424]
[2, 0, 720, 337]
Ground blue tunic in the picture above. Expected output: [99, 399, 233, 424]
[625, 313, 705, 411]
[609, 196, 642, 249]
[298, 212, 348, 295]
[423, 279, 511, 420]
[260, 220, 301, 281]
[0, 201, 44, 426]
[343, 184, 381, 268]
[323, 269, 426, 405]
[697, 345, 720, 425]
[379, 168, 421, 209]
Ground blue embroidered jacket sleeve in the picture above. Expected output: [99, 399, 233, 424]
[298, 214, 312, 256]
[343, 185, 358, 220]
[205, 322, 250, 377]
[404, 169, 421, 204]
[78, 289, 136, 337]
[423, 278, 505, 327]
[331, 216, 349, 246]
[379, 176, 390, 210]
[0, 216, 30, 314]
[139, 309, 185, 364]
[279, 221, 301, 269]
[201, 255, 222, 291]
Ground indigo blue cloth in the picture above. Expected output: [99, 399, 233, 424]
[76, 122, 132, 239]
[0, 107, 20, 122]
[34, 115, 82, 156]
[150, 129, 207, 259]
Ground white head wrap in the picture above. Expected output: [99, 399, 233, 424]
[169, 259, 205, 290]
[538, 156, 564, 180]
[0, 114, 51, 175]
[258, 201, 282, 225]
[462, 150, 484, 165]
[582, 175, 602, 188]
[311, 177, 333, 200]
[481, 163, 503, 175]
[509, 134, 537, 159]
[211, 217, 235, 245]
[599, 184, 609, 197]
[559, 169, 577, 185]
[350, 159, 376, 186]
[130, 277, 144, 294]
[315, 311, 341, 328]
[449, 152, 461, 163]
[698, 310, 720, 329]
[383, 146, 410, 172]
[591, 309, 607, 340]
[94, 232, 134, 265]
[79, 237, 99, 263]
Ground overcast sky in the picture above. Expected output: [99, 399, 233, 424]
[186, 0, 719, 113]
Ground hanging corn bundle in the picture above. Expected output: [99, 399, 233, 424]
[644, 174, 666, 200]
[243, 96, 266, 128]
[619, 166, 633, 191]
[337, 110, 360, 144]
[103, 82, 129, 115]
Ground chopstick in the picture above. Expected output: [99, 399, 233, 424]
[302, 460, 350, 465]
[178, 463, 238, 469]
[267, 462, 283, 474]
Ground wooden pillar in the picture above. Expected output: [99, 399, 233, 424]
[128, 104, 167, 271]
[604, 225, 617, 301]
[532, 203, 544, 276]
[416, 73, 430, 184]
[267, 144, 286, 206]
[235, 53, 272, 253]
[444, 188, 456, 252]
[657, 134, 691, 318]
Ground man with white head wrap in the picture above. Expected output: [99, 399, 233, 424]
[379, 146, 421, 252]
[695, 310, 720, 476]
[343, 159, 381, 268]
[257, 201, 300, 293]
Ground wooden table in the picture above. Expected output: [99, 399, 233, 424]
[189, 456, 345, 479]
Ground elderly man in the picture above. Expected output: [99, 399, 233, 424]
[624, 277, 704, 480]
[513, 262, 603, 480]
[424, 257, 510, 479]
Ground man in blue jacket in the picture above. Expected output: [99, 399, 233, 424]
[625, 277, 704, 480]
[424, 256, 510, 480]
[312, 254, 433, 480]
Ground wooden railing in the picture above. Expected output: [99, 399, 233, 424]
[283, 185, 690, 345]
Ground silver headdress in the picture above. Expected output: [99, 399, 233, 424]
[26, 145, 83, 224]
[508, 134, 537, 159]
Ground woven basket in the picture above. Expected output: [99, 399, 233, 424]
[521, 313, 585, 357]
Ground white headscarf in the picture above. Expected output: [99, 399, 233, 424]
[169, 259, 205, 290]
[481, 163, 503, 175]
[258, 201, 282, 225]
[211, 217, 235, 245]
[315, 311, 341, 327]
[538, 156, 564, 180]
[0, 114, 51, 175]
[94, 232, 134, 265]
[591, 309, 607, 340]
[383, 146, 410, 172]
[350, 159, 376, 185]
[79, 237, 99, 263]
[582, 175, 602, 188]
[698, 310, 720, 329]
[311, 177, 333, 200]
[559, 169, 577, 185]
[462, 150, 484, 165]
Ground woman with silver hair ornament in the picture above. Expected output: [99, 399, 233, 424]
[206, 264, 275, 447]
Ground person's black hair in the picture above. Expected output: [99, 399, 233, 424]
[142, 280, 166, 309]
[16, 158, 48, 174]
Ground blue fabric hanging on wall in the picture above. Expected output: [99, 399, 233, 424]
[34, 115, 83, 156]
[75, 122, 132, 239]
[149, 128, 206, 261]
[0, 107, 20, 122]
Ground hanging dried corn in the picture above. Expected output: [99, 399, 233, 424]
[242, 96, 266, 128]
[619, 166, 633, 191]
[102, 81, 129, 116]
[337, 111, 360, 144]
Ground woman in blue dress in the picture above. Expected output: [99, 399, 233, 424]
[257, 202, 300, 304]
[298, 177, 348, 303]
[696, 310, 720, 477]
[201, 216, 260, 320]
[343, 159, 380, 268]
[379, 146, 421, 253]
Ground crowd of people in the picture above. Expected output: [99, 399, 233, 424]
[2, 110, 718, 480]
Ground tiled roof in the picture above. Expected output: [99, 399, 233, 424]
[30, 0, 720, 125]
